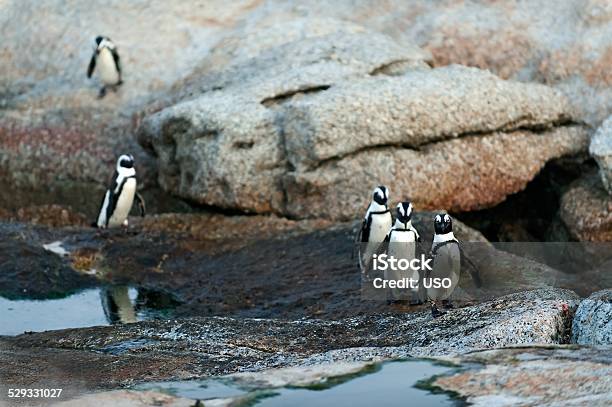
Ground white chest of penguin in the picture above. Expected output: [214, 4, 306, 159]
[388, 230, 417, 259]
[369, 213, 392, 241]
[98, 48, 119, 85]
[108, 178, 136, 227]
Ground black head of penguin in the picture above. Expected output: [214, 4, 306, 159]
[434, 213, 453, 235]
[372, 185, 389, 206]
[95, 36, 104, 46]
[395, 201, 413, 224]
[119, 154, 134, 169]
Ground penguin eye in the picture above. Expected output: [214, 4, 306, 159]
[444, 214, 450, 222]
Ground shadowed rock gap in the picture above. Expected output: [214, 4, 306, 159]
[261, 85, 332, 107]
[454, 156, 595, 242]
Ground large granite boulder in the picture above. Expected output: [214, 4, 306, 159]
[232, 0, 612, 127]
[139, 22, 588, 220]
[572, 289, 612, 345]
[590, 115, 612, 194]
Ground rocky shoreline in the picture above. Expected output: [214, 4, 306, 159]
[1, 0, 611, 405]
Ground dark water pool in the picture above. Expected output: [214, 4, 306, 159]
[136, 360, 461, 406]
[0, 286, 177, 336]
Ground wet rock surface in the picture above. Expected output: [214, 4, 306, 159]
[0, 289, 579, 395]
[572, 289, 612, 345]
[433, 346, 612, 406]
[0, 212, 478, 318]
[2, 211, 606, 319]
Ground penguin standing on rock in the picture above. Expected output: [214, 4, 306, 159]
[357, 186, 392, 271]
[427, 213, 481, 317]
[95, 154, 145, 229]
[384, 201, 423, 304]
[87, 36, 123, 98]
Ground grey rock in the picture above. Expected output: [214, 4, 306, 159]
[140, 26, 587, 219]
[283, 65, 576, 170]
[590, 115, 612, 195]
[0, 0, 244, 212]
[52, 390, 194, 407]
[223, 0, 612, 127]
[0, 288, 580, 390]
[560, 171, 612, 241]
[433, 346, 612, 406]
[572, 289, 612, 345]
[285, 126, 588, 219]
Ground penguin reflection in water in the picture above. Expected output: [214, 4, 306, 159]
[426, 214, 482, 317]
[383, 202, 423, 305]
[95, 154, 145, 229]
[87, 36, 123, 98]
[357, 186, 392, 271]
[100, 286, 137, 324]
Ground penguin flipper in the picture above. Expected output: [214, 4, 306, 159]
[87, 53, 96, 78]
[136, 192, 146, 217]
[111, 48, 122, 83]
[353, 215, 369, 262]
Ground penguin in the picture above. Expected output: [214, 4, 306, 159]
[383, 202, 423, 304]
[87, 35, 123, 98]
[357, 185, 392, 271]
[100, 285, 137, 324]
[426, 213, 481, 317]
[95, 154, 145, 229]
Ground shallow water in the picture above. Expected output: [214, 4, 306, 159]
[0, 286, 176, 336]
[136, 360, 460, 406]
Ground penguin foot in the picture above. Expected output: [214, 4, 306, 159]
[442, 300, 454, 309]
[98, 86, 107, 98]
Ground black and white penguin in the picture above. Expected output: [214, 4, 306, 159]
[87, 35, 122, 98]
[95, 154, 145, 229]
[427, 213, 481, 317]
[358, 185, 392, 271]
[427, 213, 460, 317]
[384, 202, 423, 303]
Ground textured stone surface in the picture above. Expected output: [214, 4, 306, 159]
[285, 126, 588, 219]
[0, 289, 580, 391]
[223, 0, 612, 127]
[138, 20, 432, 215]
[0, 0, 254, 209]
[283, 65, 575, 170]
[590, 115, 612, 194]
[433, 346, 612, 406]
[572, 289, 612, 345]
[560, 172, 612, 241]
[140, 28, 587, 219]
[52, 391, 194, 407]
